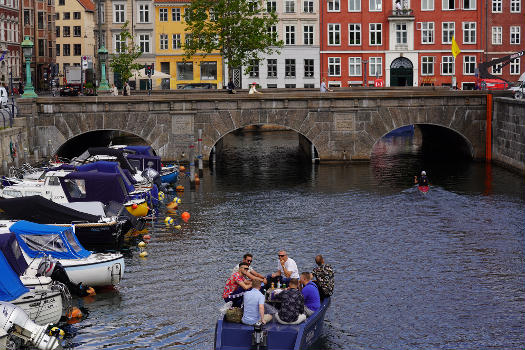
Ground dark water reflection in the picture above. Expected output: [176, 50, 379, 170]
[67, 130, 525, 350]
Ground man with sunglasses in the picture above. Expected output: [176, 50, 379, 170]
[223, 262, 252, 307]
[232, 253, 267, 285]
[269, 250, 299, 286]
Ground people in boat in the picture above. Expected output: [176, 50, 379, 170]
[312, 254, 335, 298]
[241, 279, 273, 325]
[414, 171, 429, 186]
[232, 253, 267, 285]
[300, 272, 320, 316]
[268, 250, 299, 287]
[274, 278, 306, 324]
[223, 262, 252, 307]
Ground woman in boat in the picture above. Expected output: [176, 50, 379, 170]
[414, 171, 429, 186]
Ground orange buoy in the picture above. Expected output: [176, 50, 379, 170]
[180, 166, 186, 172]
[67, 307, 83, 319]
[166, 201, 178, 209]
[86, 287, 96, 296]
[181, 211, 190, 223]
[143, 234, 151, 240]
[176, 185, 185, 192]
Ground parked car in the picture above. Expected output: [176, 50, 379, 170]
[510, 81, 525, 99]
[476, 78, 510, 91]
[0, 87, 8, 108]
[177, 83, 216, 90]
[59, 85, 80, 96]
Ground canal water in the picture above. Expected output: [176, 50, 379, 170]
[64, 129, 525, 350]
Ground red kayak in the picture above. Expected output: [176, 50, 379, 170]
[418, 185, 430, 193]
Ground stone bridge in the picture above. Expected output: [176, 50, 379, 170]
[16, 88, 491, 161]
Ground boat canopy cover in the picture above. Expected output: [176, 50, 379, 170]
[86, 148, 137, 174]
[126, 154, 161, 172]
[125, 145, 156, 157]
[50, 164, 77, 171]
[63, 171, 128, 204]
[76, 161, 135, 191]
[0, 195, 101, 224]
[0, 232, 28, 276]
[10, 221, 91, 259]
[0, 251, 29, 301]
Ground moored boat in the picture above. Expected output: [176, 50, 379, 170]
[214, 297, 331, 350]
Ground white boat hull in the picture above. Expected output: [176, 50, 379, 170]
[11, 289, 63, 325]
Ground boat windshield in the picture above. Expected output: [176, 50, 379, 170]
[19, 234, 69, 253]
[64, 230, 82, 253]
[63, 179, 87, 199]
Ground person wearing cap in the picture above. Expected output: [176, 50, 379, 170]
[249, 82, 261, 94]
[414, 171, 429, 186]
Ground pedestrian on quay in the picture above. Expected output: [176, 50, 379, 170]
[249, 82, 261, 94]
[123, 82, 131, 96]
[111, 84, 119, 96]
[320, 78, 332, 92]
[227, 79, 236, 94]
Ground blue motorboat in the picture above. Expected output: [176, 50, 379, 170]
[214, 297, 330, 350]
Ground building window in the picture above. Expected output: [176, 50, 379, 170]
[328, 57, 341, 76]
[267, 59, 277, 77]
[171, 8, 181, 21]
[24, 9, 32, 25]
[421, 56, 435, 75]
[492, 0, 502, 12]
[285, 25, 295, 45]
[139, 34, 150, 53]
[510, 26, 521, 44]
[462, 22, 476, 44]
[55, 13, 60, 20]
[159, 8, 168, 21]
[139, 4, 150, 23]
[185, 34, 193, 46]
[285, 0, 295, 12]
[348, 57, 361, 76]
[284, 84, 296, 88]
[442, 22, 454, 44]
[304, 59, 314, 77]
[73, 11, 81, 19]
[56, 44, 60, 56]
[510, 58, 520, 75]
[492, 26, 502, 45]
[369, 57, 382, 77]
[58, 0, 64, 4]
[328, 0, 340, 11]
[172, 34, 181, 49]
[369, 23, 382, 45]
[100, 4, 105, 23]
[248, 59, 259, 77]
[348, 24, 361, 45]
[267, 25, 278, 40]
[285, 59, 296, 77]
[303, 0, 314, 12]
[63, 43, 70, 56]
[511, 0, 521, 12]
[492, 63, 503, 75]
[369, 0, 381, 11]
[422, 0, 434, 10]
[463, 56, 475, 74]
[114, 34, 125, 53]
[267, 0, 276, 12]
[395, 23, 407, 44]
[422, 22, 434, 44]
[56, 26, 60, 37]
[442, 0, 454, 10]
[463, 0, 475, 9]
[63, 26, 70, 37]
[159, 34, 168, 50]
[328, 24, 340, 45]
[303, 25, 314, 45]
[114, 4, 125, 23]
[177, 62, 193, 80]
[73, 26, 81, 37]
[201, 61, 217, 80]
[73, 44, 81, 56]
[63, 12, 70, 20]
[441, 56, 454, 75]
[349, 0, 360, 11]
[38, 12, 44, 29]
[267, 84, 277, 88]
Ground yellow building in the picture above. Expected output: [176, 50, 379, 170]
[55, 0, 96, 84]
[153, 0, 223, 89]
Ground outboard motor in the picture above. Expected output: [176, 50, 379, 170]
[142, 168, 163, 192]
[251, 322, 267, 350]
[37, 257, 93, 297]
[0, 301, 63, 350]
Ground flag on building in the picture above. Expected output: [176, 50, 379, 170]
[451, 36, 461, 58]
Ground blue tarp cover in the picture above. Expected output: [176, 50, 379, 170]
[125, 145, 156, 157]
[10, 221, 91, 259]
[76, 161, 135, 192]
[126, 154, 161, 172]
[0, 232, 28, 276]
[63, 171, 128, 204]
[0, 251, 29, 301]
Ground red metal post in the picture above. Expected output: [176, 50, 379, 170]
[485, 93, 492, 162]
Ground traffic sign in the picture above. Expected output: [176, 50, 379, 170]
[374, 78, 384, 87]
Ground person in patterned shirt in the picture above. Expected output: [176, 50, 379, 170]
[223, 262, 252, 307]
[274, 278, 306, 324]
[312, 255, 334, 298]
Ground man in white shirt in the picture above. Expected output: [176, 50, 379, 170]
[232, 253, 267, 284]
[270, 250, 299, 285]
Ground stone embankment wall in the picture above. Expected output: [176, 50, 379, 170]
[492, 97, 525, 174]
[0, 125, 29, 173]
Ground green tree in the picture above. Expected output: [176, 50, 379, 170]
[109, 21, 142, 84]
[184, 0, 283, 78]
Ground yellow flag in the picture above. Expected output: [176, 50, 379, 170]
[451, 36, 461, 58]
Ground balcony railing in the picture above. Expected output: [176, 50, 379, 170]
[389, 8, 414, 17]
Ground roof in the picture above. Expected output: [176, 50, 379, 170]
[77, 0, 95, 12]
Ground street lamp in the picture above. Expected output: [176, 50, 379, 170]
[21, 36, 37, 98]
[362, 59, 368, 87]
[97, 45, 110, 91]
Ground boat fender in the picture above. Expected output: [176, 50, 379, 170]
[138, 241, 147, 248]
[139, 251, 148, 258]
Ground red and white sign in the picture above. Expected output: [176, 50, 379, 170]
[374, 79, 384, 87]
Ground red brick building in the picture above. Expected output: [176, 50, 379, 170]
[0, 0, 21, 87]
[320, 0, 524, 88]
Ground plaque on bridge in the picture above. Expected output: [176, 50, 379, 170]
[172, 115, 194, 134]
[334, 113, 355, 132]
